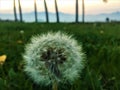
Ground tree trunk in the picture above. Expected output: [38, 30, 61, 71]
[13, 0, 17, 21]
[44, 0, 49, 23]
[75, 0, 79, 23]
[82, 0, 85, 23]
[34, 0, 38, 22]
[103, 0, 107, 3]
[55, 0, 59, 23]
[18, 0, 23, 22]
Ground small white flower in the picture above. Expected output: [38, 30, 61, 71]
[20, 30, 24, 34]
[100, 30, 104, 34]
[23, 32, 85, 86]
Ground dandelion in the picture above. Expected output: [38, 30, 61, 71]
[0, 55, 7, 65]
[100, 30, 104, 34]
[17, 40, 23, 44]
[19, 30, 25, 42]
[23, 32, 85, 90]
[20, 30, 24, 34]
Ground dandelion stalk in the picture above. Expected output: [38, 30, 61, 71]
[52, 79, 58, 90]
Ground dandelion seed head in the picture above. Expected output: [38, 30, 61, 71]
[23, 32, 85, 85]
[20, 30, 24, 34]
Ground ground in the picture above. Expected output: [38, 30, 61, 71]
[0, 22, 120, 90]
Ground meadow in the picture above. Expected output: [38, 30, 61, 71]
[0, 22, 120, 90]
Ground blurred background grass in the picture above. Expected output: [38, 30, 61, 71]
[0, 22, 120, 90]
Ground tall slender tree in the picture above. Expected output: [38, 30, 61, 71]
[34, 0, 38, 22]
[81, 0, 107, 23]
[44, 0, 49, 23]
[75, 0, 79, 23]
[82, 0, 85, 23]
[13, 0, 17, 21]
[103, 0, 107, 2]
[54, 0, 59, 23]
[75, 0, 107, 23]
[18, 0, 23, 22]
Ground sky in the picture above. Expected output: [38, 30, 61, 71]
[0, 0, 120, 15]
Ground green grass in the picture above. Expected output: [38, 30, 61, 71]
[0, 22, 120, 90]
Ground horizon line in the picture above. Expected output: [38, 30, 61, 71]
[0, 10, 120, 15]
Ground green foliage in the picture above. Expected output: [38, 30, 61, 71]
[0, 22, 120, 90]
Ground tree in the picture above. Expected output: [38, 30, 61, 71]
[103, 0, 107, 3]
[18, 0, 23, 22]
[13, 0, 17, 21]
[54, 0, 59, 23]
[75, 0, 79, 23]
[81, 0, 107, 23]
[82, 0, 85, 23]
[44, 0, 49, 23]
[34, 0, 38, 22]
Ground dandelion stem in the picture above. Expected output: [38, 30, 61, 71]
[87, 67, 95, 90]
[52, 80, 58, 90]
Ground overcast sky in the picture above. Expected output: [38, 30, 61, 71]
[0, 0, 120, 15]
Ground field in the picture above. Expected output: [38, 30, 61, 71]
[0, 22, 120, 90]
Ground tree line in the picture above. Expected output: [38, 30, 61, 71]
[13, 0, 107, 23]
